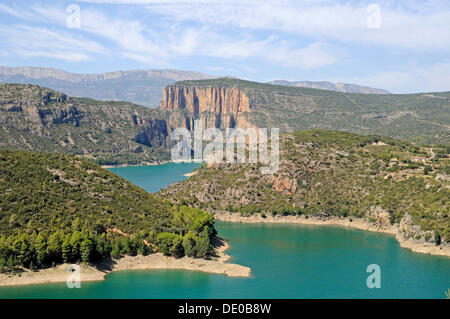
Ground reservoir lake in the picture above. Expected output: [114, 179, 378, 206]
[1, 162, 449, 299]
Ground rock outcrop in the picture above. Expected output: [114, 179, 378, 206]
[0, 84, 172, 164]
[160, 85, 253, 130]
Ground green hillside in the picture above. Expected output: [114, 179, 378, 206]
[174, 78, 450, 144]
[0, 150, 215, 271]
[0, 84, 170, 166]
[161, 130, 450, 243]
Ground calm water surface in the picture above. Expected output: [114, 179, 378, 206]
[107, 162, 202, 193]
[1, 163, 448, 299]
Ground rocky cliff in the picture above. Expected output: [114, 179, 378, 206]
[0, 84, 172, 165]
[160, 84, 253, 130]
[159, 78, 450, 144]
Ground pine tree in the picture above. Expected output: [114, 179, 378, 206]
[182, 231, 198, 257]
[62, 238, 72, 263]
[34, 233, 47, 267]
[0, 258, 5, 272]
[170, 235, 184, 258]
[47, 232, 62, 263]
[80, 239, 93, 262]
[7, 255, 14, 272]
[70, 232, 82, 261]
[111, 240, 121, 259]
[195, 230, 212, 258]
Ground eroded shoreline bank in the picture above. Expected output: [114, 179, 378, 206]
[101, 160, 170, 169]
[0, 237, 251, 287]
[215, 212, 450, 258]
[2, 213, 448, 287]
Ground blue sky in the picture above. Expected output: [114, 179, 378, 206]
[0, 0, 449, 93]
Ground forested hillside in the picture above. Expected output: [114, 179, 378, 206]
[161, 130, 450, 243]
[0, 150, 216, 271]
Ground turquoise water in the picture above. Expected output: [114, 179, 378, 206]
[107, 162, 202, 193]
[1, 163, 449, 299]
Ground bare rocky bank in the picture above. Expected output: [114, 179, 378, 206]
[0, 237, 250, 287]
[215, 212, 450, 258]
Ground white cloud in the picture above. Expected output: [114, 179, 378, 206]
[142, 0, 450, 51]
[269, 42, 337, 69]
[0, 3, 36, 20]
[1, 0, 449, 93]
[0, 25, 107, 62]
[345, 62, 450, 93]
[76, 0, 239, 3]
[0, 3, 338, 68]
[201, 36, 337, 69]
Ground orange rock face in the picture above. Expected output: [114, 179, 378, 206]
[272, 175, 298, 195]
[160, 85, 251, 127]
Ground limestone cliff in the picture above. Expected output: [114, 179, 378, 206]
[0, 84, 171, 164]
[160, 85, 253, 130]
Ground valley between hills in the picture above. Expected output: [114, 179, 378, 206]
[1, 78, 449, 167]
[0, 78, 448, 286]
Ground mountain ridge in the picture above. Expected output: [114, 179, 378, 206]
[0, 66, 217, 107]
[0, 83, 172, 165]
[161, 78, 450, 144]
[1, 79, 449, 167]
[268, 80, 390, 94]
[0, 66, 216, 83]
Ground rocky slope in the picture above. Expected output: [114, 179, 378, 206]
[160, 78, 450, 144]
[0, 84, 172, 165]
[269, 80, 390, 94]
[161, 130, 450, 248]
[160, 84, 253, 130]
[0, 66, 217, 107]
[2, 78, 449, 165]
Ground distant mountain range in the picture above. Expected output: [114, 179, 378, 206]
[268, 80, 390, 94]
[0, 67, 393, 109]
[0, 66, 216, 107]
[0, 78, 449, 167]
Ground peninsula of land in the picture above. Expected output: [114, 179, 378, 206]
[0, 237, 250, 287]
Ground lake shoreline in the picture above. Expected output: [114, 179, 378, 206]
[101, 160, 205, 169]
[0, 237, 251, 287]
[183, 171, 198, 177]
[215, 212, 450, 258]
[101, 160, 170, 169]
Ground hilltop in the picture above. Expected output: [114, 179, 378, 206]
[0, 83, 172, 165]
[0, 150, 218, 272]
[268, 80, 390, 94]
[161, 78, 450, 144]
[2, 80, 449, 168]
[160, 130, 450, 254]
